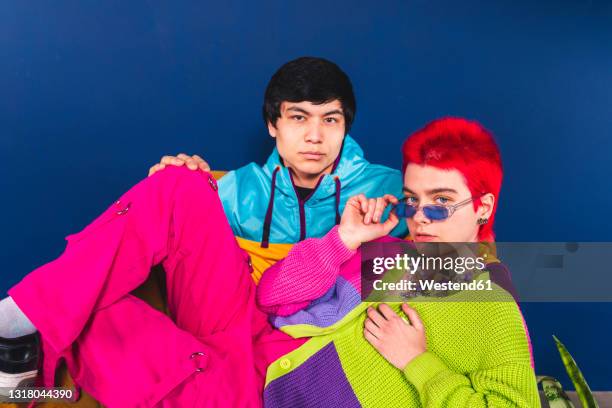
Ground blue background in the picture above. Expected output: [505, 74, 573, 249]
[1, 1, 611, 390]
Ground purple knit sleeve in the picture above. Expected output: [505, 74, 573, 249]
[256, 225, 357, 316]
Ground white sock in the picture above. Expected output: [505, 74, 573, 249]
[0, 296, 36, 338]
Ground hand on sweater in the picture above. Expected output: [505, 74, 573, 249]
[364, 303, 427, 370]
[338, 194, 400, 250]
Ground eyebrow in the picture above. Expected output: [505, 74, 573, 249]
[402, 187, 459, 195]
[323, 109, 343, 116]
[286, 106, 311, 115]
[285, 106, 344, 117]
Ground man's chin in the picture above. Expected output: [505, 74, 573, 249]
[294, 164, 334, 179]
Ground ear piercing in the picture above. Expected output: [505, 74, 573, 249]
[477, 218, 489, 225]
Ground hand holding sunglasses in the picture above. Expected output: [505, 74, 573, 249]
[338, 194, 400, 250]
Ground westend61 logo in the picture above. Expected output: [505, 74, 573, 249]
[361, 241, 505, 302]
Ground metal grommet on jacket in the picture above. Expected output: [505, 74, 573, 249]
[190, 352, 205, 359]
[114, 200, 131, 215]
[190, 351, 207, 374]
[208, 176, 218, 191]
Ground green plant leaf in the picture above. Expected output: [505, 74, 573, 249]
[553, 335, 599, 408]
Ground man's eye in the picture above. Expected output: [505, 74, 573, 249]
[435, 196, 450, 205]
[291, 115, 305, 121]
[324, 117, 338, 124]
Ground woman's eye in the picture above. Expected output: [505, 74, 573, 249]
[405, 196, 418, 205]
[435, 196, 450, 205]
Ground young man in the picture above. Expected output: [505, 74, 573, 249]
[148, 56, 407, 282]
[0, 57, 406, 406]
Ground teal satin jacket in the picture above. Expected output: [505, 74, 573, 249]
[218, 135, 408, 245]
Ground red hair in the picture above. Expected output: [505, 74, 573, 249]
[401, 117, 503, 241]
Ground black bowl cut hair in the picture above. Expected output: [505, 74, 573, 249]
[263, 57, 356, 134]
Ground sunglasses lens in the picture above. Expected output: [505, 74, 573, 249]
[395, 202, 417, 218]
[423, 205, 450, 220]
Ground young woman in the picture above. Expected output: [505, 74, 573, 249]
[257, 117, 540, 407]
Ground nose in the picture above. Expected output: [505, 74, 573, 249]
[412, 207, 431, 224]
[304, 122, 323, 144]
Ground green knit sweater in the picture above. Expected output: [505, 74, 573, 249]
[258, 228, 540, 407]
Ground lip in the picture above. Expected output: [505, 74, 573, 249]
[414, 233, 438, 242]
[300, 152, 325, 160]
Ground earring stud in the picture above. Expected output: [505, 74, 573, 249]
[477, 218, 489, 225]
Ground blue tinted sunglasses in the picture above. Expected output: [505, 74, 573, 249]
[393, 196, 477, 221]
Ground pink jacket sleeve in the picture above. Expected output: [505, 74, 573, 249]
[256, 226, 356, 316]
